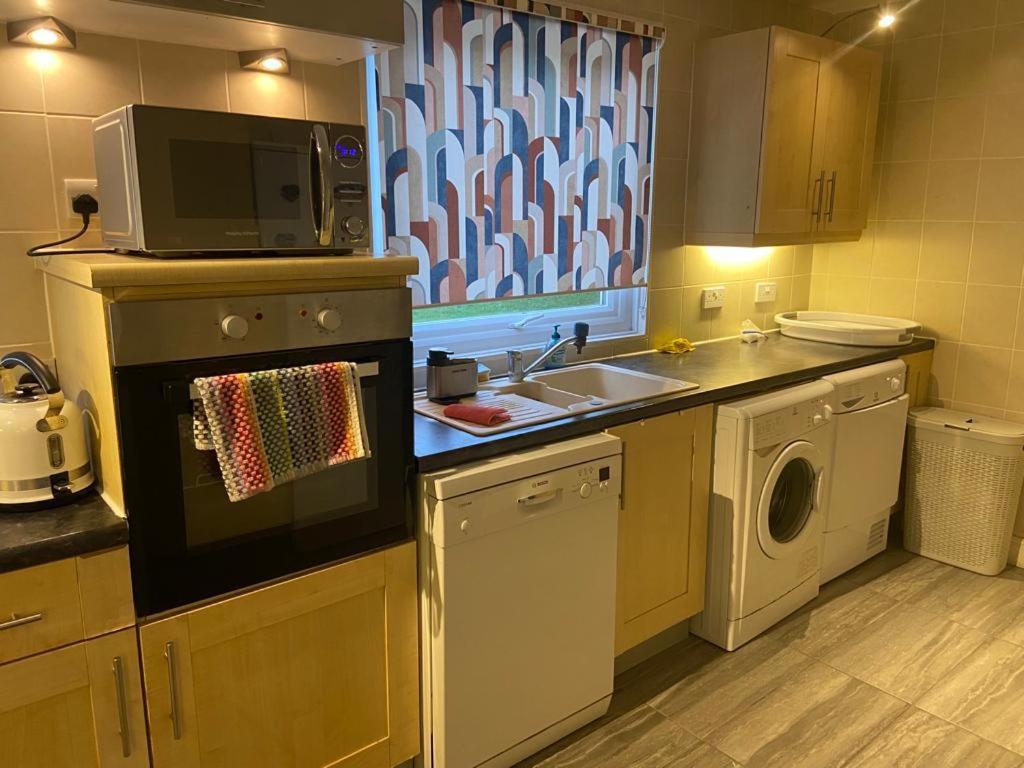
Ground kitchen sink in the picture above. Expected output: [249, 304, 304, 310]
[415, 363, 699, 435]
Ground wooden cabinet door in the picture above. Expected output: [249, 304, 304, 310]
[139, 542, 419, 768]
[756, 28, 831, 236]
[817, 43, 882, 235]
[0, 629, 149, 768]
[901, 350, 934, 408]
[607, 406, 714, 654]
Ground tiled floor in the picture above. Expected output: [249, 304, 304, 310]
[517, 550, 1024, 768]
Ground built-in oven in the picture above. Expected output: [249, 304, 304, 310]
[93, 105, 370, 257]
[109, 288, 412, 617]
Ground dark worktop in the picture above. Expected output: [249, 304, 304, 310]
[415, 334, 935, 472]
[0, 492, 128, 574]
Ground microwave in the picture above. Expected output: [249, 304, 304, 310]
[93, 105, 370, 257]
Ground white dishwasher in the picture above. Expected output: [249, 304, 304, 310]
[419, 433, 622, 768]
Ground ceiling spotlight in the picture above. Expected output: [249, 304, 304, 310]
[239, 48, 291, 75]
[877, 12, 896, 27]
[6, 17, 77, 49]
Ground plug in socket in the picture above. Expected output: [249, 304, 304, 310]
[64, 179, 99, 218]
[755, 281, 778, 303]
[701, 286, 726, 310]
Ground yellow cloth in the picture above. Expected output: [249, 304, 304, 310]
[657, 337, 696, 355]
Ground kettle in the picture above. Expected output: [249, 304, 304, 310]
[0, 351, 94, 510]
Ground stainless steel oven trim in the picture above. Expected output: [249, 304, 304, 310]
[108, 288, 411, 366]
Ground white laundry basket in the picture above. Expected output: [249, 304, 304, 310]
[904, 408, 1024, 575]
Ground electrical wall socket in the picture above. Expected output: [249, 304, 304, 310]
[755, 281, 778, 303]
[701, 286, 726, 310]
[64, 178, 99, 217]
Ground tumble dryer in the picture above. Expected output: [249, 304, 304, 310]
[692, 380, 834, 651]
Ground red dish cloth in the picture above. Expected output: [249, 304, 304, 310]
[443, 403, 511, 426]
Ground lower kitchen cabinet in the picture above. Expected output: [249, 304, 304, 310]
[139, 541, 419, 768]
[901, 349, 933, 408]
[0, 628, 149, 767]
[607, 406, 714, 654]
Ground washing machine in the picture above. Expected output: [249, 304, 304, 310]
[819, 360, 909, 583]
[692, 380, 834, 651]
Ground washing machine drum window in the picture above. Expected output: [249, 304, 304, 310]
[757, 440, 822, 559]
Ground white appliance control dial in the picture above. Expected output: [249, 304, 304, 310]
[823, 404, 834, 421]
[890, 377, 902, 392]
[343, 216, 367, 238]
[578, 482, 593, 499]
[459, 519, 472, 533]
[316, 308, 342, 331]
[220, 314, 249, 339]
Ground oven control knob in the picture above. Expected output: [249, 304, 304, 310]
[579, 482, 592, 499]
[316, 309, 342, 332]
[343, 216, 366, 239]
[220, 314, 249, 340]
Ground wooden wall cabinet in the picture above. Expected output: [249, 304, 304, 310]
[139, 542, 419, 768]
[607, 406, 714, 654]
[0, 628, 149, 767]
[686, 26, 882, 246]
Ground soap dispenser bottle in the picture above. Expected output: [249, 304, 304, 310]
[544, 325, 567, 369]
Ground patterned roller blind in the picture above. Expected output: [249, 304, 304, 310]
[375, 0, 661, 307]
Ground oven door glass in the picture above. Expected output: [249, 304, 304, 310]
[115, 340, 412, 617]
[131, 107, 327, 252]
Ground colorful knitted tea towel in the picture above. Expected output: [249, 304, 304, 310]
[192, 362, 368, 502]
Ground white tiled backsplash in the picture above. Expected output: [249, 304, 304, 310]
[0, 27, 364, 361]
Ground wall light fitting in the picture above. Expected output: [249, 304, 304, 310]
[820, 4, 898, 38]
[6, 16, 77, 49]
[239, 48, 290, 75]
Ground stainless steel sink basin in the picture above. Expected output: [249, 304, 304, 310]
[415, 363, 700, 435]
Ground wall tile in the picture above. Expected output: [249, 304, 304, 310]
[769, 246, 795, 278]
[709, 282, 746, 338]
[41, 33, 141, 116]
[983, 92, 1024, 156]
[655, 88, 692, 159]
[970, 223, 1024, 284]
[895, 0, 944, 40]
[794, 244, 813, 275]
[929, 340, 959, 401]
[139, 41, 228, 112]
[826, 275, 870, 313]
[991, 23, 1024, 93]
[0, 113, 55, 231]
[792, 273, 812, 309]
[649, 226, 685, 288]
[925, 159, 980, 220]
[961, 284, 1020, 346]
[809, 273, 829, 309]
[659, 15, 699, 94]
[0, 32, 44, 112]
[915, 280, 966, 339]
[944, 0, 998, 32]
[890, 36, 941, 102]
[869, 277, 916, 317]
[304, 61, 365, 124]
[652, 155, 686, 223]
[46, 117, 97, 232]
[681, 285, 712, 342]
[930, 96, 986, 159]
[954, 344, 1012, 407]
[1005, 351, 1024, 411]
[647, 287, 682, 347]
[683, 245, 719, 286]
[0, 233, 52, 347]
[877, 162, 929, 220]
[227, 63, 306, 119]
[998, 0, 1024, 26]
[936, 28, 995, 98]
[920, 221, 973, 281]
[883, 100, 934, 162]
[977, 159, 1024, 220]
[872, 221, 922, 278]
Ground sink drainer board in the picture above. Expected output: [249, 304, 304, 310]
[415, 391, 572, 435]
[415, 363, 700, 435]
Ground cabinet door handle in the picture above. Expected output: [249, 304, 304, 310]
[112, 655, 132, 758]
[826, 170, 838, 222]
[811, 170, 826, 222]
[165, 642, 183, 740]
[0, 612, 43, 631]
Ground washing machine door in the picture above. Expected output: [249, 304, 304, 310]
[757, 440, 824, 560]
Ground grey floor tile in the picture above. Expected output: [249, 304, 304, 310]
[705, 660, 907, 768]
[844, 708, 1023, 768]
[662, 741, 741, 768]
[861, 554, 952, 602]
[524, 705, 700, 768]
[918, 638, 1024, 756]
[904, 565, 1024, 632]
[821, 603, 988, 702]
[649, 635, 813, 738]
[768, 580, 901, 659]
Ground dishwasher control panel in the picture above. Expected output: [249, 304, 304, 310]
[430, 455, 622, 548]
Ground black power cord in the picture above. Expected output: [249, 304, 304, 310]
[27, 193, 117, 257]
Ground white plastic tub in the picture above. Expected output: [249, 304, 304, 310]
[774, 311, 920, 347]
